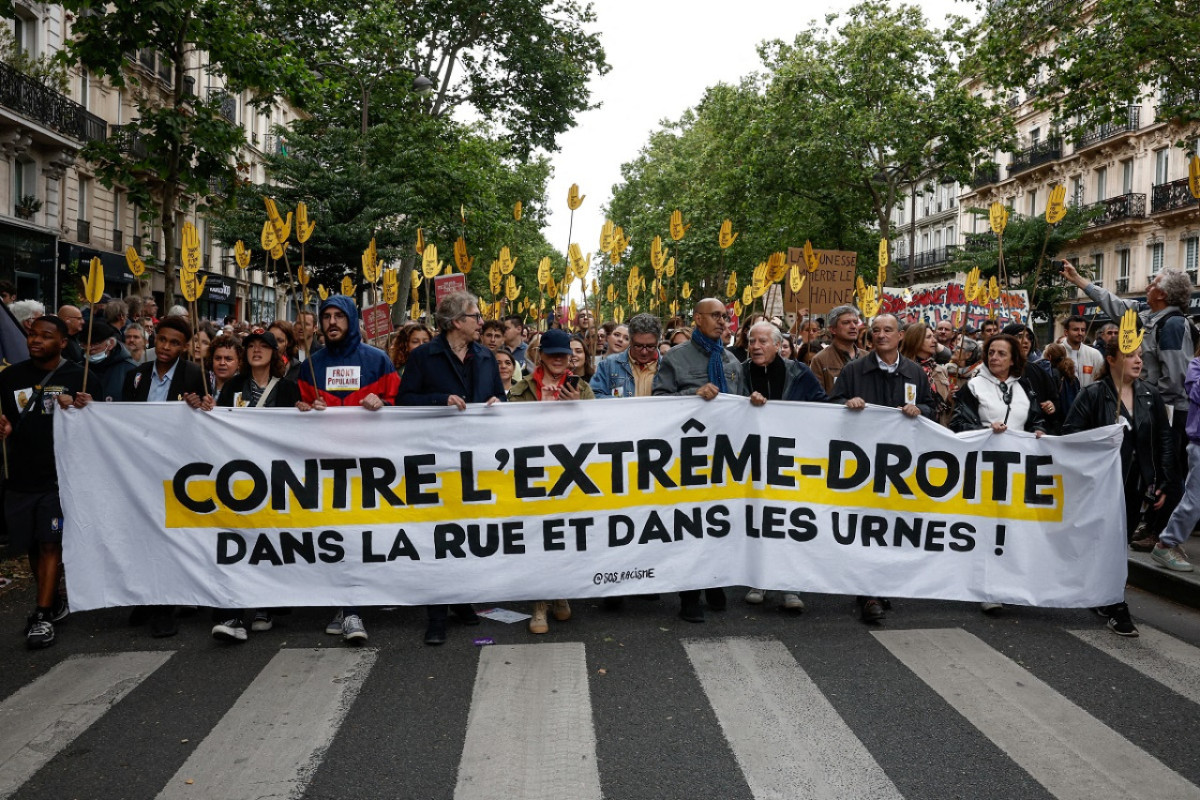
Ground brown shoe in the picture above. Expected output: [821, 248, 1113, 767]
[551, 599, 572, 621]
[1130, 535, 1159, 552]
[529, 602, 549, 634]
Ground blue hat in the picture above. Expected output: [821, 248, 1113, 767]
[540, 328, 573, 355]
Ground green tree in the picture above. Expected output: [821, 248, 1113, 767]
[760, 1, 1011, 269]
[971, 0, 1200, 142]
[51, 0, 308, 309]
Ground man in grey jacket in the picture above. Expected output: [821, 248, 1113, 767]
[653, 297, 745, 622]
[1062, 260, 1195, 547]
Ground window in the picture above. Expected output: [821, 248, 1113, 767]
[12, 157, 35, 207]
[13, 15, 36, 56]
[1117, 249, 1131, 293]
[1150, 242, 1164, 275]
[1154, 148, 1170, 185]
[1093, 253, 1104, 285]
[947, 225, 955, 246]
[1028, 189, 1038, 216]
[1186, 238, 1199, 281]
[1096, 167, 1107, 202]
[80, 70, 90, 110]
[1030, 127, 1041, 144]
[1121, 159, 1133, 194]
[921, 233, 929, 252]
[1071, 176, 1083, 206]
[934, 229, 942, 250]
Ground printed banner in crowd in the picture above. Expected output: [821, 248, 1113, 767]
[56, 397, 1126, 611]
[880, 280, 1030, 328]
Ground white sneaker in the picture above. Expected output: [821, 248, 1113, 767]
[325, 610, 343, 635]
[980, 602, 1004, 614]
[781, 593, 805, 611]
[341, 614, 368, 644]
[744, 588, 765, 604]
[251, 611, 273, 632]
[1151, 543, 1194, 572]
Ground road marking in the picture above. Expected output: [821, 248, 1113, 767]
[156, 648, 376, 800]
[875, 628, 1200, 800]
[683, 636, 903, 800]
[1071, 626, 1200, 708]
[455, 643, 601, 800]
[0, 651, 173, 799]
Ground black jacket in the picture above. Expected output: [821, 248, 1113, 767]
[122, 359, 207, 402]
[830, 353, 935, 419]
[1062, 376, 1175, 490]
[398, 333, 505, 406]
[216, 374, 302, 408]
[949, 374, 1047, 434]
[741, 357, 830, 403]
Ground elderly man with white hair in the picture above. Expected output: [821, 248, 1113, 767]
[741, 320, 830, 612]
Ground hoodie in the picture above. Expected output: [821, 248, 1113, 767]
[298, 295, 399, 406]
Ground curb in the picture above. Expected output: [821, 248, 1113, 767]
[1128, 553, 1200, 610]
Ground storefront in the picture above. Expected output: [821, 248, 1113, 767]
[0, 220, 57, 304]
[247, 283, 277, 324]
[59, 243, 135, 301]
[199, 273, 236, 323]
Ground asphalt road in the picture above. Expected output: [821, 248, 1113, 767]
[2, 577, 1199, 800]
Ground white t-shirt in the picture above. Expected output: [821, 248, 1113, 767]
[1065, 342, 1104, 388]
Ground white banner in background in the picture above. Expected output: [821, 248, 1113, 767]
[56, 397, 1127, 611]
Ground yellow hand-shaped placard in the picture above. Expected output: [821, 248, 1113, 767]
[1045, 185, 1067, 224]
[537, 257, 552, 286]
[125, 246, 146, 277]
[513, 201, 523, 221]
[499, 246, 516, 275]
[1190, 155, 1200, 200]
[296, 202, 315, 243]
[719, 219, 738, 249]
[1119, 308, 1143, 354]
[84, 257, 104, 304]
[318, 284, 329, 301]
[233, 240, 250, 270]
[422, 244, 441, 279]
[455, 237, 474, 273]
[261, 219, 279, 253]
[989, 202, 1009, 234]
[804, 240, 819, 273]
[789, 264, 804, 293]
[181, 221, 201, 275]
[341, 276, 355, 297]
[567, 184, 585, 210]
[600, 220, 614, 254]
[415, 228, 425, 256]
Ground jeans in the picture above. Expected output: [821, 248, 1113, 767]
[1159, 441, 1200, 549]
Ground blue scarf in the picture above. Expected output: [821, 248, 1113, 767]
[691, 328, 729, 392]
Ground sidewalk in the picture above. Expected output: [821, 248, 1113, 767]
[1127, 532, 1200, 610]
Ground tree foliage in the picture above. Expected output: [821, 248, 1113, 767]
[971, 0, 1200, 144]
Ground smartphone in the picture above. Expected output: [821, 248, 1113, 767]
[566, 376, 580, 390]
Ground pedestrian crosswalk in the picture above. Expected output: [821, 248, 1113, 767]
[2, 626, 1199, 800]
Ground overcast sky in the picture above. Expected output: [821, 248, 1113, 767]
[541, 0, 979, 262]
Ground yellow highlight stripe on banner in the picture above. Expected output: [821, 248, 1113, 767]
[162, 457, 1063, 529]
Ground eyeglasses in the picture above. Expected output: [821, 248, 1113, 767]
[631, 342, 658, 350]
[459, 312, 484, 322]
[699, 312, 731, 322]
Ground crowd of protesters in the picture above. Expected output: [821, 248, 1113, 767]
[1, 256, 1197, 650]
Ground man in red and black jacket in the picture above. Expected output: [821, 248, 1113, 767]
[297, 295, 398, 645]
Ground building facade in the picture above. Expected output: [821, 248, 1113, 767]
[2, 3, 297, 321]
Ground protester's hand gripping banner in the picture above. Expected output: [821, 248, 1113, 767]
[57, 398, 1126, 610]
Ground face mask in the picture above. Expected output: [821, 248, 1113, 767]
[88, 351, 108, 363]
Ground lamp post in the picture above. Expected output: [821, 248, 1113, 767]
[316, 62, 434, 134]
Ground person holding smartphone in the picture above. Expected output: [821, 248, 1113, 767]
[507, 328, 595, 634]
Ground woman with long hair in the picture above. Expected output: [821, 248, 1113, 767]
[268, 319, 302, 382]
[494, 348, 517, 395]
[1042, 343, 1080, 430]
[389, 322, 433, 378]
[900, 322, 952, 425]
[569, 333, 595, 381]
[1063, 340, 1175, 637]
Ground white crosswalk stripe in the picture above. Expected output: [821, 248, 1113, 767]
[1070, 625, 1200, 707]
[874, 627, 1200, 800]
[454, 643, 602, 800]
[0, 651, 173, 799]
[684, 636, 903, 800]
[155, 647, 376, 800]
[2, 627, 1199, 800]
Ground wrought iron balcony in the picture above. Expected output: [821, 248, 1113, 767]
[110, 124, 148, 158]
[208, 89, 237, 123]
[971, 164, 1000, 189]
[1151, 178, 1197, 214]
[0, 60, 107, 143]
[1007, 137, 1062, 176]
[1083, 192, 1146, 227]
[1073, 107, 1140, 150]
[964, 232, 993, 252]
[76, 219, 91, 243]
[1159, 84, 1200, 116]
[1116, 278, 1130, 293]
[896, 245, 959, 272]
[263, 133, 286, 155]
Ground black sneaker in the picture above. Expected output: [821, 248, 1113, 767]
[51, 596, 69, 624]
[26, 612, 55, 650]
[1106, 603, 1139, 637]
[212, 619, 248, 642]
[859, 597, 886, 622]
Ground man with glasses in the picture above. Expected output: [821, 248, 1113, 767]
[591, 313, 662, 399]
[398, 291, 503, 645]
[654, 298, 746, 623]
[56, 304, 85, 363]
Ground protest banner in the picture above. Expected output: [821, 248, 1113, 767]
[434, 273, 467, 304]
[880, 280, 1030, 328]
[56, 398, 1125, 611]
[784, 249, 857, 315]
[362, 302, 393, 340]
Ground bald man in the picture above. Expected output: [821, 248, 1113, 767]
[56, 305, 85, 363]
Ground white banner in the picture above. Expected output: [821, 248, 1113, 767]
[56, 398, 1127, 611]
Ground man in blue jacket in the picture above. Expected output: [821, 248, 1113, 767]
[398, 291, 503, 645]
[590, 313, 661, 399]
